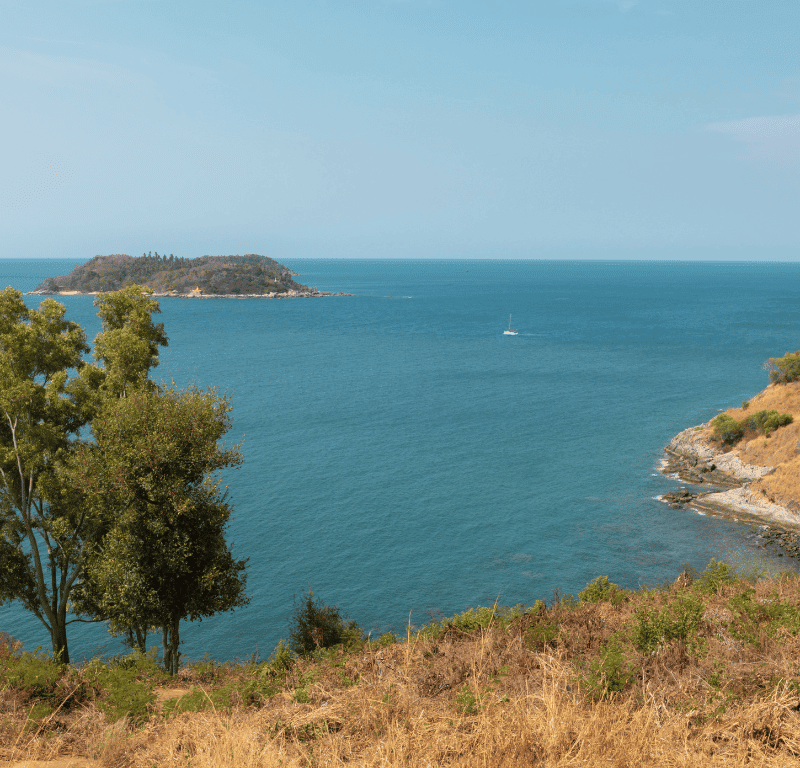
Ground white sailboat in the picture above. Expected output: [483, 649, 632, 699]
[503, 314, 518, 335]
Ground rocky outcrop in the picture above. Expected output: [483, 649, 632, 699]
[662, 426, 774, 486]
[660, 418, 800, 558]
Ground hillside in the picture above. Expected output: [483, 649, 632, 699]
[33, 254, 337, 297]
[662, 380, 800, 531]
[5, 564, 800, 767]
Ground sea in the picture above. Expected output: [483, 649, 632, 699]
[2, 257, 800, 664]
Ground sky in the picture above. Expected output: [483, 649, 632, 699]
[1, 0, 799, 260]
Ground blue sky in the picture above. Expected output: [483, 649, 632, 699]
[1, 0, 798, 260]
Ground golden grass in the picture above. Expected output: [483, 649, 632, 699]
[8, 575, 800, 767]
[715, 382, 800, 506]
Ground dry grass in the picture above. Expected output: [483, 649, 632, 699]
[7, 572, 800, 766]
[715, 382, 800, 505]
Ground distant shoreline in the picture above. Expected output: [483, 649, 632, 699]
[27, 289, 353, 299]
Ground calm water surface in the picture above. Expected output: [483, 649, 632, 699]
[2, 258, 800, 661]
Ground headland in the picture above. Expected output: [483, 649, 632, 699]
[660, 379, 800, 557]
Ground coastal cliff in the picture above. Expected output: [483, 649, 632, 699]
[661, 381, 800, 553]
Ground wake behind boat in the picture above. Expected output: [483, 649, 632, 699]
[503, 314, 518, 335]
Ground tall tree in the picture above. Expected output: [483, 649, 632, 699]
[70, 386, 248, 674]
[0, 286, 167, 662]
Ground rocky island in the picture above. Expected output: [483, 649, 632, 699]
[661, 351, 800, 557]
[32, 253, 351, 298]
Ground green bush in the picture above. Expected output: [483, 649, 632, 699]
[697, 559, 740, 594]
[727, 589, 800, 646]
[764, 351, 800, 384]
[583, 635, 634, 699]
[712, 410, 793, 445]
[712, 413, 745, 444]
[632, 593, 704, 655]
[750, 410, 793, 437]
[525, 618, 559, 650]
[269, 639, 296, 671]
[579, 576, 625, 605]
[289, 590, 363, 656]
[1, 648, 62, 700]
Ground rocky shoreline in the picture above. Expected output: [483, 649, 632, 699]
[660, 422, 800, 560]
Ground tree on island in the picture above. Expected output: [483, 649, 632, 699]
[0, 285, 247, 671]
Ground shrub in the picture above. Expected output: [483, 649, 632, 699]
[81, 654, 159, 723]
[697, 559, 739, 594]
[632, 593, 704, 655]
[764, 351, 800, 384]
[712, 413, 745, 444]
[727, 589, 800, 646]
[749, 409, 793, 437]
[583, 634, 634, 699]
[742, 400, 750, 410]
[268, 639, 296, 671]
[579, 576, 625, 605]
[289, 590, 363, 656]
[712, 410, 793, 445]
[0, 631, 22, 661]
[1, 648, 62, 700]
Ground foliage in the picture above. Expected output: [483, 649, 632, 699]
[70, 385, 248, 675]
[749, 409, 793, 436]
[583, 634, 635, 700]
[525, 617, 559, 650]
[579, 575, 626, 605]
[289, 590, 363, 656]
[727, 589, 800, 646]
[712, 409, 793, 445]
[35, 254, 313, 296]
[631, 593, 704, 654]
[0, 647, 63, 700]
[0, 288, 102, 663]
[85, 659, 158, 723]
[764, 350, 800, 384]
[415, 604, 527, 641]
[712, 413, 745, 443]
[268, 639, 296, 671]
[0, 286, 246, 672]
[697, 559, 740, 594]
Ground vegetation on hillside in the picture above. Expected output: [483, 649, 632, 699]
[765, 350, 800, 385]
[5, 562, 800, 766]
[34, 253, 315, 295]
[712, 409, 794, 446]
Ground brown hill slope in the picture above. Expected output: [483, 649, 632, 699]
[7, 568, 800, 767]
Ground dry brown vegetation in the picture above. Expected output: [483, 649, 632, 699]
[6, 566, 800, 766]
[712, 382, 800, 505]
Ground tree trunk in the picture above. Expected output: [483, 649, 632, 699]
[162, 617, 180, 676]
[50, 620, 69, 665]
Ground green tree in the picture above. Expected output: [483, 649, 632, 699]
[70, 386, 248, 674]
[0, 289, 93, 663]
[0, 285, 171, 663]
[288, 589, 362, 656]
[764, 351, 800, 384]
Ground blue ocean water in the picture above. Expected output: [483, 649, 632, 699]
[2, 258, 800, 663]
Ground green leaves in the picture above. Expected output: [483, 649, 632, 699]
[0, 285, 210, 667]
[74, 386, 248, 673]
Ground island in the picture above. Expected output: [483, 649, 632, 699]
[31, 253, 352, 298]
[661, 350, 800, 557]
